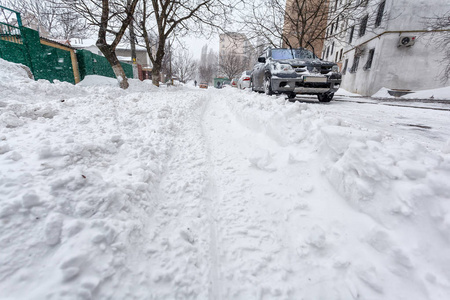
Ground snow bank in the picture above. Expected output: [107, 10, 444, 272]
[401, 85, 450, 101]
[372, 86, 450, 100]
[0, 58, 207, 299]
[372, 87, 394, 98]
[2, 57, 450, 299]
[220, 88, 450, 300]
[78, 74, 119, 86]
[335, 88, 362, 97]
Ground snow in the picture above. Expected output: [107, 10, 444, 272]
[1, 57, 450, 299]
[372, 86, 450, 100]
[402, 86, 450, 101]
[335, 88, 362, 97]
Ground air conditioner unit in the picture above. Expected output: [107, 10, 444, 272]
[398, 36, 416, 47]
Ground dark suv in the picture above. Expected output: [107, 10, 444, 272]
[251, 48, 342, 102]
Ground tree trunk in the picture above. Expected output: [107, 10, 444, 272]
[97, 42, 129, 89]
[151, 62, 161, 86]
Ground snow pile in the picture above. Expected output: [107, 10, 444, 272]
[335, 88, 362, 97]
[220, 88, 450, 299]
[77, 74, 120, 86]
[372, 87, 394, 98]
[1, 57, 450, 299]
[0, 58, 32, 82]
[401, 85, 450, 101]
[372, 86, 450, 100]
[0, 59, 209, 299]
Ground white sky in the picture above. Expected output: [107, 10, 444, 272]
[180, 35, 220, 60]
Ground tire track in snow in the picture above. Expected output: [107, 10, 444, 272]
[200, 94, 222, 300]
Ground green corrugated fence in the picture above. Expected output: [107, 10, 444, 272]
[0, 6, 133, 85]
[76, 49, 133, 81]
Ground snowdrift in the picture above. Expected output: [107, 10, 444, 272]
[1, 57, 450, 299]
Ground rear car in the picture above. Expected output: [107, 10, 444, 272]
[237, 70, 252, 89]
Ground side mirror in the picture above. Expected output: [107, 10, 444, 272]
[258, 57, 266, 63]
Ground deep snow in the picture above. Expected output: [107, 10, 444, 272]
[1, 58, 450, 299]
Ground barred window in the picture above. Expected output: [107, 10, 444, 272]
[359, 15, 368, 37]
[343, 59, 349, 75]
[350, 56, 360, 73]
[364, 48, 375, 70]
[349, 26, 355, 43]
[375, 1, 386, 27]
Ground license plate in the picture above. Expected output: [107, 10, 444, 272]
[304, 76, 327, 83]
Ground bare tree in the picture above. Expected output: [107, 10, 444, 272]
[241, 0, 374, 54]
[60, 0, 139, 89]
[172, 49, 197, 83]
[219, 50, 245, 79]
[4, 0, 89, 39]
[137, 0, 214, 86]
[136, 0, 237, 86]
[425, 10, 450, 82]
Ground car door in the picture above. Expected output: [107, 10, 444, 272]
[252, 63, 263, 91]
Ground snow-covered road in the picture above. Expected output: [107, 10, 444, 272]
[1, 60, 450, 300]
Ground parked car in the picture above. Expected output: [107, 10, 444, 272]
[230, 78, 238, 88]
[199, 82, 208, 89]
[251, 48, 342, 102]
[237, 70, 252, 89]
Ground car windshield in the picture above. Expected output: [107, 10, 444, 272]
[271, 49, 316, 60]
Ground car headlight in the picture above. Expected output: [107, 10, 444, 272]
[278, 64, 293, 71]
[332, 65, 339, 72]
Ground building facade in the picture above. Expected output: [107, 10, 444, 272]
[219, 32, 255, 73]
[324, 0, 449, 96]
[282, 0, 329, 56]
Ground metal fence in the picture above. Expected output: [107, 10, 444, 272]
[0, 5, 133, 85]
[0, 22, 22, 44]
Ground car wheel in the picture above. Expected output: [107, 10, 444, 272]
[264, 75, 273, 96]
[287, 92, 296, 101]
[318, 92, 334, 102]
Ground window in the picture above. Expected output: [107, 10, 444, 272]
[331, 42, 335, 56]
[349, 26, 355, 43]
[343, 59, 349, 75]
[326, 46, 330, 58]
[359, 15, 368, 37]
[375, 1, 386, 27]
[335, 51, 339, 62]
[350, 56, 360, 73]
[339, 48, 343, 61]
[364, 48, 375, 70]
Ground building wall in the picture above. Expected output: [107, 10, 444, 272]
[219, 32, 254, 71]
[337, 0, 449, 96]
[115, 49, 148, 65]
[282, 0, 329, 55]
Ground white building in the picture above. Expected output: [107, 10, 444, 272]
[219, 32, 255, 71]
[324, 0, 449, 96]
